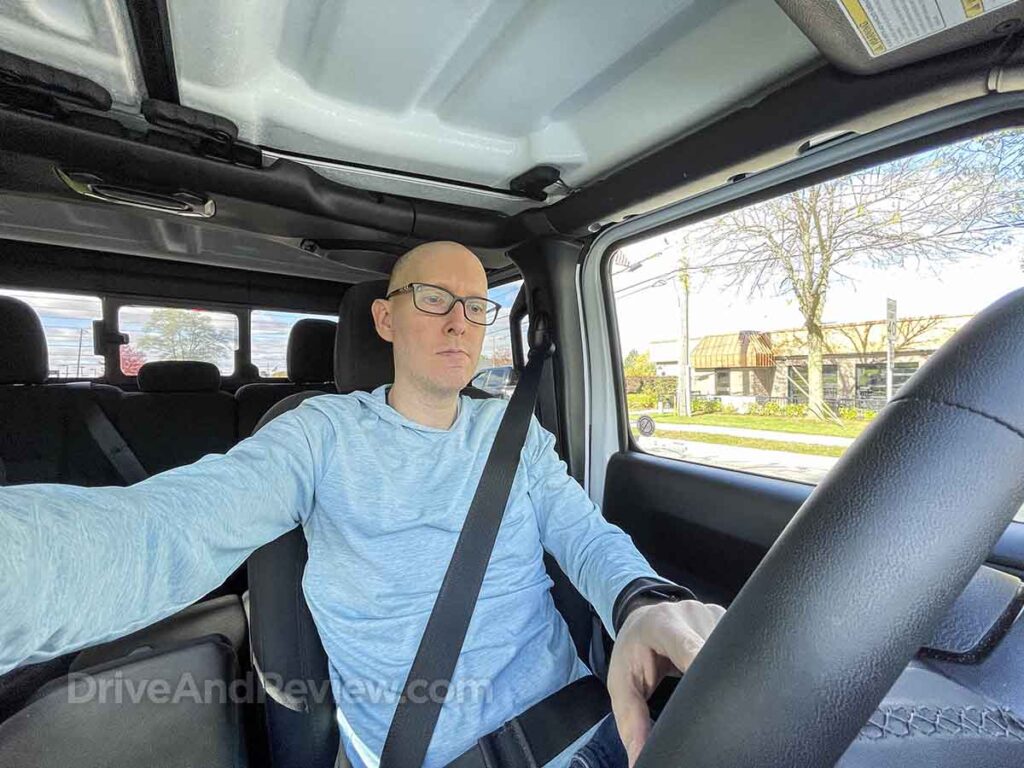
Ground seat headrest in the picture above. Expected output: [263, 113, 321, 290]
[334, 280, 394, 392]
[287, 319, 336, 384]
[0, 296, 48, 385]
[137, 361, 222, 392]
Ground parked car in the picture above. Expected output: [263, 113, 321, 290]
[470, 366, 519, 399]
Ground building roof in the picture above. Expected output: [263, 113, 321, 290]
[653, 313, 973, 369]
[691, 331, 774, 369]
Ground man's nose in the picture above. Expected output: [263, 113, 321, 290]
[443, 301, 469, 335]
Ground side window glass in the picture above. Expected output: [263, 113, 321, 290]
[118, 306, 239, 376]
[0, 288, 104, 379]
[476, 279, 522, 399]
[612, 128, 1024, 488]
[252, 309, 336, 378]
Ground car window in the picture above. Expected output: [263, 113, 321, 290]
[0, 288, 104, 379]
[611, 128, 1024, 503]
[252, 309, 336, 379]
[476, 280, 522, 398]
[118, 305, 239, 376]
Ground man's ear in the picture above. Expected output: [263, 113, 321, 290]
[371, 298, 394, 342]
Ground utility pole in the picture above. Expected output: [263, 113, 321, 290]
[675, 250, 692, 417]
[885, 298, 897, 401]
[76, 328, 84, 378]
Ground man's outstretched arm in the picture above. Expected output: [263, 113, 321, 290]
[0, 400, 336, 675]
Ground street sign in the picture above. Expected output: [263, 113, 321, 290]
[886, 298, 898, 338]
[637, 415, 655, 437]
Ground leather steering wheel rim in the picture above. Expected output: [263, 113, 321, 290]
[636, 289, 1024, 768]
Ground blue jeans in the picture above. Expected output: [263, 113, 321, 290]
[569, 715, 629, 768]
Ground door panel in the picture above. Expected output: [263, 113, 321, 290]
[603, 451, 1024, 603]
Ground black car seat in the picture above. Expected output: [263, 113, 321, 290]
[0, 636, 248, 768]
[0, 295, 124, 487]
[235, 318, 337, 438]
[246, 280, 591, 768]
[116, 361, 237, 474]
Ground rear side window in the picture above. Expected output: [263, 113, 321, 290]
[119, 305, 239, 376]
[251, 310, 336, 379]
[475, 280, 522, 399]
[611, 128, 1024, 487]
[0, 288, 104, 379]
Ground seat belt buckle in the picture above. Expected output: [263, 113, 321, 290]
[476, 716, 539, 768]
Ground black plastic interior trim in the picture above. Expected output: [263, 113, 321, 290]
[545, 37, 1017, 235]
[606, 107, 1024, 256]
[0, 239, 343, 313]
[126, 0, 180, 104]
[603, 451, 1024, 602]
[0, 109, 519, 246]
[919, 584, 1024, 664]
[511, 237, 589, 482]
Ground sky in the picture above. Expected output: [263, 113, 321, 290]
[612, 241, 1024, 358]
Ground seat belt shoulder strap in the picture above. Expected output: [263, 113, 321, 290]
[379, 341, 554, 768]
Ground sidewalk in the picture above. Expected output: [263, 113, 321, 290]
[643, 420, 855, 448]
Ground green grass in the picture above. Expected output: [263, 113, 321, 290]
[652, 430, 847, 458]
[645, 412, 870, 439]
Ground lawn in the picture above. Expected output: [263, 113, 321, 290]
[652, 430, 847, 458]
[645, 412, 871, 439]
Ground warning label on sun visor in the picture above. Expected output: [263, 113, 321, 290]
[837, 0, 1016, 57]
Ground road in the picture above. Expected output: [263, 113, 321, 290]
[648, 422, 854, 448]
[636, 434, 837, 484]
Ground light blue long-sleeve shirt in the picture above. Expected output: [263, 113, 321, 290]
[0, 386, 660, 767]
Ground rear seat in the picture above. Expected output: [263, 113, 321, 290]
[0, 296, 123, 487]
[116, 361, 237, 475]
[235, 318, 337, 437]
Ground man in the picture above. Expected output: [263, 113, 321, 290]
[0, 241, 724, 767]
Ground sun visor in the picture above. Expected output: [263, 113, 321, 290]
[776, 0, 1023, 74]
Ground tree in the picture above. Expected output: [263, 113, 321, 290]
[120, 345, 147, 376]
[623, 349, 656, 377]
[137, 309, 232, 363]
[680, 130, 1024, 417]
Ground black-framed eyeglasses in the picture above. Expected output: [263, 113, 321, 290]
[386, 282, 501, 326]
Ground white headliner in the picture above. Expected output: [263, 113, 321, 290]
[0, 0, 820, 203]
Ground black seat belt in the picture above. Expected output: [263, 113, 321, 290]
[380, 338, 568, 768]
[73, 393, 149, 485]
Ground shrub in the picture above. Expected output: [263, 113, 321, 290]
[747, 401, 782, 417]
[721, 403, 738, 415]
[627, 392, 656, 410]
[838, 405, 878, 421]
[783, 403, 808, 418]
[691, 397, 722, 415]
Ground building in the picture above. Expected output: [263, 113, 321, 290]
[647, 314, 970, 407]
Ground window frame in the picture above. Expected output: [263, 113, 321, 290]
[0, 286, 106, 381]
[250, 307, 337, 381]
[580, 98, 1024, 503]
[104, 295, 248, 386]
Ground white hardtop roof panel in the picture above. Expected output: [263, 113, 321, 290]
[0, 0, 819, 197]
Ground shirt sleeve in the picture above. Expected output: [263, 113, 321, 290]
[524, 416, 661, 637]
[0, 399, 337, 675]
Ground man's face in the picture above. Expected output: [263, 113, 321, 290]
[372, 244, 489, 397]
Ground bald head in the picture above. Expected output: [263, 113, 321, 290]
[387, 241, 486, 294]
[372, 241, 489, 402]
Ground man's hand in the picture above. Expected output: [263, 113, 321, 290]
[606, 600, 725, 766]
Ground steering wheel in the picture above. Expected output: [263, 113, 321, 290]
[636, 289, 1024, 767]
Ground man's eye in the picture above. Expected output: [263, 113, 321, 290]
[422, 293, 446, 305]
[466, 301, 486, 315]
